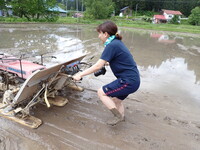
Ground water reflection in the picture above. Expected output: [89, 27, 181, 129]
[150, 33, 176, 44]
[0, 24, 200, 102]
[118, 29, 200, 102]
[121, 29, 200, 84]
[141, 57, 200, 99]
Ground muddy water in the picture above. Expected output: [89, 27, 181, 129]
[0, 23, 200, 150]
[1, 24, 199, 100]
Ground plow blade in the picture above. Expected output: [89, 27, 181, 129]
[0, 103, 42, 129]
[48, 96, 69, 107]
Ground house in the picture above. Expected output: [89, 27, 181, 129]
[119, 6, 132, 17]
[153, 15, 167, 24]
[162, 9, 182, 21]
[153, 9, 182, 24]
[48, 6, 68, 17]
[0, 5, 13, 17]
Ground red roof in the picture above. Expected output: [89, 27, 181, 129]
[154, 15, 166, 20]
[162, 9, 182, 15]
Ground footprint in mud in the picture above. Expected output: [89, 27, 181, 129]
[0, 136, 5, 149]
[146, 112, 158, 118]
[131, 98, 142, 103]
[192, 122, 200, 130]
[164, 117, 200, 132]
[186, 133, 200, 141]
[196, 125, 200, 130]
[133, 135, 161, 149]
[163, 116, 189, 128]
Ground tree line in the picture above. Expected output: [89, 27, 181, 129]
[112, 0, 200, 17]
[0, 0, 200, 25]
[59, 0, 200, 25]
[58, 0, 200, 17]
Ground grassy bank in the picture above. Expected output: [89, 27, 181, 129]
[59, 17, 200, 34]
[1, 16, 200, 34]
[116, 20, 200, 34]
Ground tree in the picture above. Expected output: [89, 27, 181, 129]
[84, 0, 114, 19]
[188, 6, 200, 25]
[0, 0, 6, 10]
[170, 15, 180, 24]
[11, 0, 57, 21]
[0, 0, 9, 16]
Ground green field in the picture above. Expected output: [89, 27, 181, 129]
[1, 16, 200, 34]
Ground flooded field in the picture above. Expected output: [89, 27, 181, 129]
[0, 23, 200, 150]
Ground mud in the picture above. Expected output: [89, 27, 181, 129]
[0, 23, 200, 150]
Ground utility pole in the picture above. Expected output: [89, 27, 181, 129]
[65, 0, 68, 10]
[76, 0, 78, 13]
[82, 0, 83, 12]
[135, 4, 138, 18]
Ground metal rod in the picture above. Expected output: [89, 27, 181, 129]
[19, 55, 23, 79]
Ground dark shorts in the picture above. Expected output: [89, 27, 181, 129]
[102, 78, 140, 100]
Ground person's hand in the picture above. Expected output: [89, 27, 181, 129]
[72, 73, 82, 81]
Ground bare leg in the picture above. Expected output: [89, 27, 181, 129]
[97, 88, 124, 125]
[97, 88, 117, 110]
[112, 97, 124, 117]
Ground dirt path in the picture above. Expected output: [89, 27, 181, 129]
[1, 82, 200, 150]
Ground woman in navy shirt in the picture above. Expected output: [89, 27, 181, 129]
[73, 21, 140, 125]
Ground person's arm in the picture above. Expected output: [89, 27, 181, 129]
[73, 59, 107, 81]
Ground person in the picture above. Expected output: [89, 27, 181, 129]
[73, 21, 140, 125]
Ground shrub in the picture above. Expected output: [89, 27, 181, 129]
[170, 15, 180, 24]
[188, 6, 200, 26]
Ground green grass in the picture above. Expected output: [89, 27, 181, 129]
[1, 16, 200, 34]
[111, 17, 200, 34]
[0, 16, 28, 22]
[57, 17, 200, 34]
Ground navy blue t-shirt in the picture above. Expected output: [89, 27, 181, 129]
[100, 39, 140, 83]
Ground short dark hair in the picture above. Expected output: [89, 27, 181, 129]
[96, 21, 122, 40]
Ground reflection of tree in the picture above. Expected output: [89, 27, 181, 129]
[122, 30, 176, 68]
[121, 29, 200, 83]
[185, 52, 200, 84]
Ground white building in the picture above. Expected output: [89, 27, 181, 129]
[153, 9, 182, 24]
[162, 9, 182, 22]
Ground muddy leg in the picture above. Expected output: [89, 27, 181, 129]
[112, 97, 125, 118]
[97, 88, 116, 110]
[97, 88, 124, 125]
